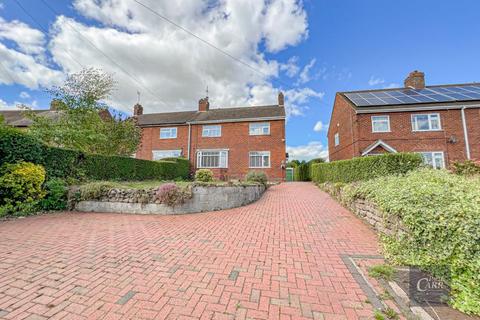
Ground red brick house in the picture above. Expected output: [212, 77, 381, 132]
[134, 93, 287, 181]
[328, 71, 480, 168]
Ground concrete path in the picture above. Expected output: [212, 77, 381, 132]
[0, 182, 380, 319]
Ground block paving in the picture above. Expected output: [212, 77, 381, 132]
[0, 182, 380, 319]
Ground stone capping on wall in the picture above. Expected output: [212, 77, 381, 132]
[319, 183, 404, 236]
[74, 184, 266, 215]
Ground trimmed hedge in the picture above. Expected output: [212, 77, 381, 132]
[294, 163, 310, 181]
[311, 153, 423, 183]
[0, 126, 190, 181]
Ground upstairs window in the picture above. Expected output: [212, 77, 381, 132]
[249, 151, 270, 168]
[249, 122, 270, 135]
[160, 127, 177, 139]
[197, 150, 228, 168]
[334, 133, 340, 146]
[202, 125, 221, 137]
[371, 115, 390, 133]
[412, 114, 441, 131]
[420, 152, 445, 169]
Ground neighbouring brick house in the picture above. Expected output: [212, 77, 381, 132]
[134, 93, 287, 181]
[0, 100, 112, 128]
[328, 71, 480, 168]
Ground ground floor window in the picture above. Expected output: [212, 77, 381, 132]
[420, 151, 445, 169]
[152, 149, 182, 160]
[249, 151, 270, 168]
[197, 150, 228, 168]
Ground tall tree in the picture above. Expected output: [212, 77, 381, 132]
[26, 68, 141, 156]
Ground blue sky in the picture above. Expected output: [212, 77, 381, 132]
[1, 0, 480, 160]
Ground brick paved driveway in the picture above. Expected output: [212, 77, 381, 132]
[0, 182, 379, 320]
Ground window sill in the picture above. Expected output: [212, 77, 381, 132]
[412, 129, 443, 132]
[372, 131, 391, 133]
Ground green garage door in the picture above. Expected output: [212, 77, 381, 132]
[286, 168, 294, 182]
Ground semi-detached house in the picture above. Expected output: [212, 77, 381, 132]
[134, 93, 287, 181]
[328, 71, 480, 168]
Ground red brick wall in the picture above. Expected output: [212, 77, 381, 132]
[328, 94, 357, 161]
[465, 108, 480, 160]
[355, 110, 471, 165]
[136, 120, 286, 181]
[328, 100, 480, 166]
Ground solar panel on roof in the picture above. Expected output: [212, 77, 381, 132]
[344, 83, 480, 107]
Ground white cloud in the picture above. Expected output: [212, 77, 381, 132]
[0, 17, 45, 56]
[19, 91, 30, 99]
[297, 58, 316, 84]
[37, 0, 309, 113]
[0, 0, 314, 116]
[313, 120, 328, 132]
[287, 141, 328, 161]
[0, 99, 19, 110]
[368, 76, 385, 86]
[383, 83, 399, 89]
[280, 56, 300, 77]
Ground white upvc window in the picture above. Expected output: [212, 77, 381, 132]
[371, 115, 390, 133]
[152, 150, 182, 160]
[197, 150, 228, 168]
[334, 133, 340, 146]
[420, 152, 445, 169]
[249, 122, 270, 135]
[249, 151, 271, 168]
[412, 113, 441, 131]
[160, 127, 177, 139]
[202, 125, 221, 137]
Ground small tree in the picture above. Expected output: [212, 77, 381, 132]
[26, 68, 140, 156]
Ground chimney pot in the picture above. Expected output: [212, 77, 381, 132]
[404, 70, 425, 89]
[199, 97, 209, 112]
[278, 92, 285, 107]
[133, 103, 143, 116]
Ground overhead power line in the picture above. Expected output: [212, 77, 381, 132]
[39, 0, 170, 108]
[12, 0, 84, 69]
[133, 0, 297, 91]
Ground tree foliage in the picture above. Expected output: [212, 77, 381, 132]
[26, 68, 140, 156]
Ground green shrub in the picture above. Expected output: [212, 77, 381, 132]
[453, 160, 480, 176]
[311, 153, 423, 184]
[245, 171, 268, 185]
[76, 181, 116, 201]
[39, 178, 68, 211]
[0, 126, 189, 182]
[195, 169, 214, 182]
[0, 162, 46, 216]
[294, 163, 310, 181]
[347, 169, 480, 315]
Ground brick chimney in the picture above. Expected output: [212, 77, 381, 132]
[50, 99, 64, 110]
[133, 103, 143, 116]
[278, 92, 285, 107]
[199, 97, 209, 112]
[404, 70, 425, 89]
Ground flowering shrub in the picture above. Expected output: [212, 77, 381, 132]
[195, 169, 214, 182]
[155, 183, 192, 207]
[0, 161, 46, 216]
[345, 169, 480, 315]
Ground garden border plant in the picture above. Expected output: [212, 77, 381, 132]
[340, 169, 480, 315]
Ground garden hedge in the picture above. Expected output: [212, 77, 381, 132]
[0, 126, 190, 181]
[311, 153, 423, 183]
